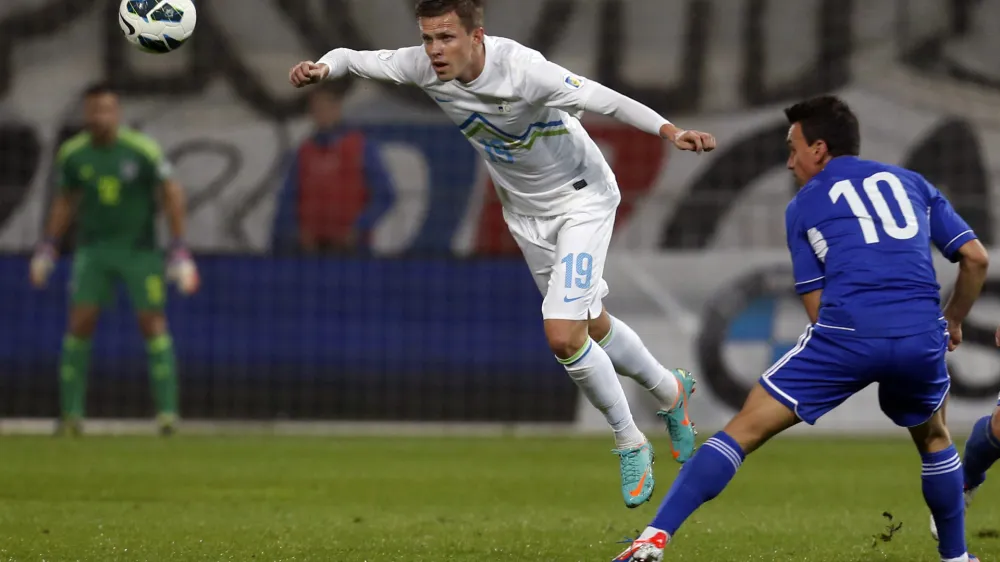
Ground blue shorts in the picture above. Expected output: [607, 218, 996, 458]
[759, 322, 951, 427]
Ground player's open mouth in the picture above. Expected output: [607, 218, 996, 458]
[432, 62, 448, 71]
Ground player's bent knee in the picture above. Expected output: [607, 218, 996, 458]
[723, 384, 799, 454]
[67, 306, 101, 339]
[909, 410, 953, 454]
[991, 407, 1000, 441]
[543, 319, 590, 360]
[137, 312, 168, 340]
[586, 308, 612, 342]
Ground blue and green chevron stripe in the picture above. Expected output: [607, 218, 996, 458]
[459, 113, 569, 150]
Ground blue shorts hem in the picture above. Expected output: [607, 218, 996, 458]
[892, 379, 951, 428]
[758, 377, 812, 425]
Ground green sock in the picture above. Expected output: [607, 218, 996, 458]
[148, 335, 178, 417]
[59, 336, 91, 419]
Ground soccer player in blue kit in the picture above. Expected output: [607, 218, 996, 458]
[614, 95, 990, 562]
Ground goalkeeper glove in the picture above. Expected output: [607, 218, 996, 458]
[166, 240, 200, 296]
[30, 239, 57, 288]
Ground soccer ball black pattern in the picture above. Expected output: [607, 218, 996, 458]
[138, 35, 186, 53]
[119, 0, 197, 54]
[125, 1, 155, 17]
[150, 4, 185, 24]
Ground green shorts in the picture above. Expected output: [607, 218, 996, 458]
[70, 247, 166, 311]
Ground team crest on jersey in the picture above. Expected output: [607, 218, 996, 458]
[498, 100, 512, 114]
[120, 159, 138, 181]
[80, 165, 94, 180]
[563, 73, 584, 90]
[377, 50, 394, 61]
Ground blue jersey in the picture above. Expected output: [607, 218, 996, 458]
[786, 156, 977, 337]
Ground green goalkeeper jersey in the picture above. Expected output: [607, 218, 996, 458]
[57, 128, 172, 250]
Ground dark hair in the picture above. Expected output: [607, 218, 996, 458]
[82, 82, 117, 99]
[783, 95, 860, 157]
[414, 0, 484, 31]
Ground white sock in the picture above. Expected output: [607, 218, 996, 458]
[561, 338, 645, 449]
[599, 315, 680, 410]
[942, 554, 969, 562]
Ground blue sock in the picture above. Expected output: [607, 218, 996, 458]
[650, 431, 745, 535]
[923, 446, 967, 560]
[962, 414, 1000, 490]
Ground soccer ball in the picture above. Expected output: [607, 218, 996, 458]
[118, 0, 197, 54]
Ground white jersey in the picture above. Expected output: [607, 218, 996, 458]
[318, 36, 670, 217]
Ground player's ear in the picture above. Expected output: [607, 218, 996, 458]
[472, 26, 485, 45]
[811, 139, 828, 162]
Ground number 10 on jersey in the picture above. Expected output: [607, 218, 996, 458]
[830, 171, 919, 243]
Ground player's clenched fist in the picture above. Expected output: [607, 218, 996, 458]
[672, 130, 717, 154]
[289, 61, 329, 88]
[658, 123, 716, 154]
[948, 321, 963, 352]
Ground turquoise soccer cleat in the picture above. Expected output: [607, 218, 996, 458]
[613, 441, 655, 508]
[656, 368, 698, 463]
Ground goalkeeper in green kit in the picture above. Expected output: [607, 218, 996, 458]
[30, 84, 199, 436]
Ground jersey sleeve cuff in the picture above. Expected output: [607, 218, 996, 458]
[316, 49, 346, 79]
[316, 61, 333, 79]
[941, 230, 977, 262]
[794, 276, 825, 294]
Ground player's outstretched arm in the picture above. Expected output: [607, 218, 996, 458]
[943, 239, 989, 351]
[289, 47, 424, 88]
[520, 59, 716, 153]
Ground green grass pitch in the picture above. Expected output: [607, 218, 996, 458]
[0, 434, 997, 561]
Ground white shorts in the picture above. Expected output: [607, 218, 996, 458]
[504, 190, 617, 320]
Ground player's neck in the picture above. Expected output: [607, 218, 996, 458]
[815, 154, 835, 174]
[457, 43, 487, 84]
[91, 128, 118, 146]
[798, 155, 839, 187]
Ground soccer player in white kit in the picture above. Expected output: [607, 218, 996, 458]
[289, 0, 717, 508]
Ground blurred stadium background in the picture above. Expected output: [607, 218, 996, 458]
[1, 0, 1000, 436]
